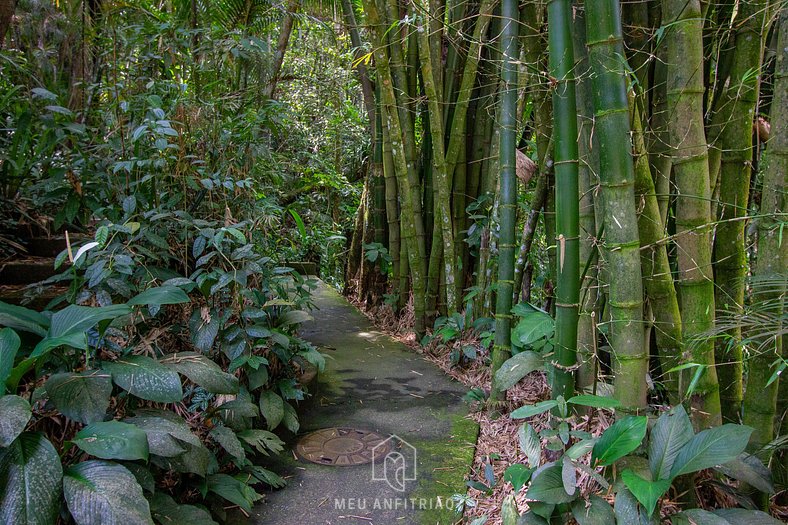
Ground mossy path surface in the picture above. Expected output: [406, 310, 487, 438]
[253, 282, 478, 525]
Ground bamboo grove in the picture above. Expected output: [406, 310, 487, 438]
[344, 0, 787, 480]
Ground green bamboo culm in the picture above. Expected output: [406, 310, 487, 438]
[711, 0, 769, 422]
[488, 0, 519, 406]
[742, 6, 786, 467]
[631, 96, 682, 404]
[586, 0, 646, 412]
[547, 0, 579, 401]
[663, 0, 722, 428]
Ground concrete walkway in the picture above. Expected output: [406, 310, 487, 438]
[252, 282, 478, 525]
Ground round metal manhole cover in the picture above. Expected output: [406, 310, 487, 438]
[296, 427, 392, 466]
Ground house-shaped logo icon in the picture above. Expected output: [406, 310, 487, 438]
[371, 434, 417, 492]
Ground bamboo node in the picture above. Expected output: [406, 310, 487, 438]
[550, 360, 581, 372]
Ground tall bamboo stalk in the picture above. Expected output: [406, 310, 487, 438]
[663, 0, 722, 428]
[381, 118, 401, 304]
[742, 7, 786, 458]
[364, 0, 428, 336]
[711, 0, 769, 422]
[547, 0, 579, 401]
[586, 0, 646, 412]
[631, 97, 682, 404]
[572, 4, 599, 392]
[489, 0, 519, 404]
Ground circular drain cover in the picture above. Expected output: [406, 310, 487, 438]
[296, 427, 391, 466]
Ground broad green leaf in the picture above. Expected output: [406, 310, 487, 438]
[501, 494, 519, 525]
[615, 486, 656, 525]
[72, 421, 149, 461]
[512, 311, 554, 347]
[0, 327, 21, 393]
[567, 395, 621, 409]
[150, 438, 214, 477]
[495, 351, 544, 391]
[123, 463, 155, 493]
[571, 495, 615, 525]
[103, 356, 183, 403]
[124, 411, 200, 458]
[518, 423, 541, 468]
[207, 473, 263, 512]
[0, 432, 62, 525]
[592, 416, 647, 466]
[565, 438, 597, 460]
[189, 308, 219, 353]
[210, 425, 246, 464]
[46, 371, 112, 425]
[282, 400, 299, 433]
[671, 509, 729, 525]
[648, 405, 694, 480]
[711, 509, 784, 525]
[127, 285, 189, 306]
[621, 469, 671, 517]
[525, 463, 577, 504]
[0, 301, 48, 337]
[63, 460, 153, 525]
[714, 453, 775, 494]
[562, 456, 577, 496]
[246, 465, 287, 488]
[32, 304, 131, 358]
[510, 400, 558, 419]
[503, 464, 534, 493]
[259, 390, 284, 430]
[669, 424, 753, 478]
[161, 352, 239, 394]
[276, 310, 313, 326]
[0, 395, 31, 446]
[148, 493, 218, 525]
[236, 429, 285, 455]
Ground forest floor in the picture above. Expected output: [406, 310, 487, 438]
[252, 282, 478, 525]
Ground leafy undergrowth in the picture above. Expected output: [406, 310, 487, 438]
[0, 219, 326, 525]
[354, 301, 788, 525]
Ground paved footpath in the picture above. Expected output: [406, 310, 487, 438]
[252, 282, 478, 525]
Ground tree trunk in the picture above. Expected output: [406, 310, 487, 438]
[0, 0, 14, 49]
[263, 0, 299, 100]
